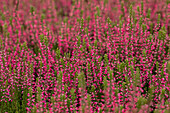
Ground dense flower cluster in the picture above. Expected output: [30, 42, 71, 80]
[0, 0, 170, 112]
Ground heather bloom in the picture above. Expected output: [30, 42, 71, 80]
[0, 0, 169, 113]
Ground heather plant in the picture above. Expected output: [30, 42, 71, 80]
[0, 0, 170, 113]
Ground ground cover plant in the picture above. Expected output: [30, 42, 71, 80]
[0, 0, 170, 112]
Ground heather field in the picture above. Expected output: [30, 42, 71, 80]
[0, 0, 170, 113]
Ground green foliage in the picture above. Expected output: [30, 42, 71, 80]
[142, 24, 147, 33]
[104, 54, 108, 66]
[129, 5, 133, 22]
[147, 8, 151, 19]
[58, 71, 63, 85]
[56, 48, 61, 60]
[77, 36, 81, 47]
[30, 6, 35, 15]
[94, 39, 97, 48]
[158, 26, 166, 40]
[64, 17, 68, 24]
[141, 1, 143, 15]
[41, 14, 46, 22]
[157, 14, 161, 25]
[107, 17, 112, 24]
[103, 76, 108, 90]
[136, 96, 147, 110]
[104, 0, 108, 6]
[96, 6, 100, 17]
[134, 67, 140, 87]
[70, 88, 76, 104]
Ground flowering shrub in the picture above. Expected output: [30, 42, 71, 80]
[0, 0, 170, 113]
